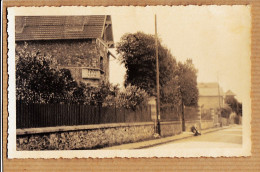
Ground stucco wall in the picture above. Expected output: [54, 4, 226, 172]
[185, 120, 201, 131]
[198, 96, 224, 110]
[160, 121, 182, 137]
[185, 120, 215, 132]
[201, 120, 215, 129]
[16, 39, 109, 86]
[221, 117, 229, 126]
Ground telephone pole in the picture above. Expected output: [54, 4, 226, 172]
[155, 14, 161, 135]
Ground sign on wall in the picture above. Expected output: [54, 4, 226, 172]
[82, 68, 100, 79]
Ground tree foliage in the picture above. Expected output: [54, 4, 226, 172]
[177, 59, 199, 107]
[221, 105, 232, 118]
[225, 96, 242, 115]
[16, 43, 148, 109]
[116, 32, 177, 96]
[116, 32, 198, 110]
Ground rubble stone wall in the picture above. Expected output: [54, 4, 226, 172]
[16, 122, 155, 150]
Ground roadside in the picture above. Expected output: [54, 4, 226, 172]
[102, 125, 236, 150]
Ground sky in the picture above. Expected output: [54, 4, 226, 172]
[108, 6, 251, 101]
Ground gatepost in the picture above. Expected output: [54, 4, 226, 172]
[148, 97, 157, 134]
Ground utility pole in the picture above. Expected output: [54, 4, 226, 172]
[217, 72, 222, 126]
[155, 14, 161, 135]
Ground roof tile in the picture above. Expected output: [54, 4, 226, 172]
[15, 16, 106, 41]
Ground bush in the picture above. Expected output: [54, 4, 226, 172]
[221, 105, 232, 118]
[115, 84, 149, 110]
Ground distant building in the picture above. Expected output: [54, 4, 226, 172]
[15, 15, 115, 87]
[225, 90, 236, 99]
[198, 82, 224, 110]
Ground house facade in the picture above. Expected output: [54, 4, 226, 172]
[15, 16, 115, 87]
[198, 82, 224, 110]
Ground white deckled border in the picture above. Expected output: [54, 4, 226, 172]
[7, 6, 251, 159]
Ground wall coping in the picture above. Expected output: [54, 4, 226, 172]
[186, 120, 213, 123]
[16, 122, 155, 135]
[160, 121, 181, 125]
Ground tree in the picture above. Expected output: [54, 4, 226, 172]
[116, 32, 177, 97]
[225, 96, 242, 116]
[176, 59, 199, 131]
[177, 59, 199, 107]
[115, 84, 149, 110]
[116, 32, 199, 123]
[221, 105, 232, 118]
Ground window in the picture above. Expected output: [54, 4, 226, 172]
[100, 56, 104, 71]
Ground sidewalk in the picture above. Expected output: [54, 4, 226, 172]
[102, 125, 233, 150]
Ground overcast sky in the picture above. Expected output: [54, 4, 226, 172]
[108, 6, 251, 101]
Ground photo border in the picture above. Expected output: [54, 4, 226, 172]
[2, 0, 260, 171]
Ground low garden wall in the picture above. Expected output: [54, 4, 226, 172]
[16, 122, 155, 150]
[185, 120, 201, 131]
[17, 121, 184, 150]
[160, 121, 182, 137]
[201, 120, 215, 130]
[185, 120, 215, 131]
[221, 117, 229, 126]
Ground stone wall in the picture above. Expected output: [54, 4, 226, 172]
[17, 122, 155, 150]
[160, 121, 182, 137]
[16, 39, 110, 86]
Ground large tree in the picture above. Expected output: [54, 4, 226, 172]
[117, 32, 199, 125]
[176, 59, 199, 130]
[116, 32, 177, 96]
[177, 59, 199, 107]
[116, 32, 180, 109]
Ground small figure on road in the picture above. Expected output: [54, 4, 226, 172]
[191, 125, 201, 136]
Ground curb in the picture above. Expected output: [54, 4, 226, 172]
[133, 134, 193, 149]
[133, 125, 233, 149]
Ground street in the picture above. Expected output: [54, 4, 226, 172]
[144, 125, 242, 149]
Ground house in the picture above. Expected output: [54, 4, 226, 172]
[15, 15, 115, 87]
[225, 90, 236, 99]
[198, 82, 224, 110]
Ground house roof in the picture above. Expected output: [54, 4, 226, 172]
[198, 82, 224, 97]
[15, 16, 114, 47]
[225, 90, 236, 96]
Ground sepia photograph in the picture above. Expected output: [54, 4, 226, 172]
[7, 6, 251, 158]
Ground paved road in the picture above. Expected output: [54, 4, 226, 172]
[145, 125, 242, 149]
